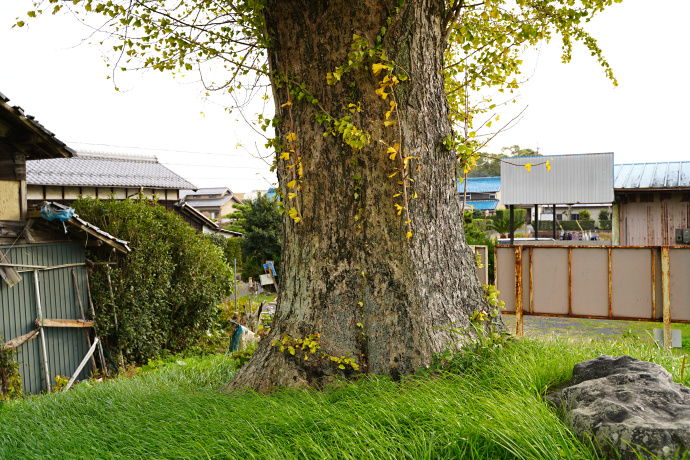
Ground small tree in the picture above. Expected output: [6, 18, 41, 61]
[598, 208, 611, 222]
[579, 209, 591, 221]
[230, 194, 282, 281]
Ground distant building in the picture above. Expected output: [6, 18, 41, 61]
[26, 150, 195, 211]
[181, 187, 243, 220]
[614, 162, 690, 246]
[457, 176, 502, 213]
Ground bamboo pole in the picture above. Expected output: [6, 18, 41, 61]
[33, 270, 51, 393]
[63, 338, 99, 392]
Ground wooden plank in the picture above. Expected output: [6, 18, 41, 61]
[515, 247, 523, 337]
[63, 337, 99, 392]
[661, 246, 671, 349]
[4, 328, 40, 349]
[35, 318, 94, 328]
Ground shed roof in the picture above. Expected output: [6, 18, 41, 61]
[26, 151, 196, 189]
[0, 91, 74, 159]
[458, 177, 501, 193]
[614, 162, 690, 190]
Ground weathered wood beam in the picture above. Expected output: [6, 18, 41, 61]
[4, 329, 40, 349]
[35, 318, 94, 328]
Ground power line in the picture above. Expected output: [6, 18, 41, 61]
[67, 141, 268, 158]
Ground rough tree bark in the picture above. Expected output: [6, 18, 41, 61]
[227, 0, 489, 392]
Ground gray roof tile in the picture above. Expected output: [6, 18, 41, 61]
[26, 151, 196, 189]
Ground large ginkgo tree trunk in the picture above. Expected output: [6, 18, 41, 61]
[228, 0, 486, 391]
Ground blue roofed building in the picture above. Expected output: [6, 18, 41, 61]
[457, 176, 502, 213]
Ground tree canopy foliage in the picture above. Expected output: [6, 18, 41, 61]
[19, 0, 619, 172]
[468, 144, 540, 177]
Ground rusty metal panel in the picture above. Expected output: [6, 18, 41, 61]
[669, 248, 690, 321]
[570, 248, 609, 317]
[611, 248, 653, 318]
[515, 248, 523, 336]
[502, 153, 614, 205]
[496, 247, 516, 312]
[531, 247, 569, 314]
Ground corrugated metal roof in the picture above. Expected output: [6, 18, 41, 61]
[465, 200, 499, 210]
[614, 162, 690, 189]
[26, 151, 196, 189]
[458, 177, 501, 193]
[501, 153, 614, 205]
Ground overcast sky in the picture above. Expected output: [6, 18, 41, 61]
[1, 1, 687, 193]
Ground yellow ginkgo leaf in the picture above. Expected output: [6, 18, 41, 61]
[286, 132, 296, 142]
[546, 160, 551, 172]
[372, 63, 387, 75]
[384, 121, 396, 127]
[281, 100, 292, 107]
[395, 204, 403, 215]
[375, 87, 388, 99]
[524, 163, 532, 173]
[288, 193, 297, 200]
[280, 151, 290, 160]
[287, 180, 297, 189]
[406, 231, 412, 239]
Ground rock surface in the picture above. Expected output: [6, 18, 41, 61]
[545, 355, 690, 459]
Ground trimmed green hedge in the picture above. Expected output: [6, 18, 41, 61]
[599, 220, 612, 230]
[539, 220, 595, 231]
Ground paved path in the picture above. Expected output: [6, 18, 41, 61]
[501, 314, 658, 341]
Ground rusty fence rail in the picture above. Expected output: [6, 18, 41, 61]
[495, 245, 690, 348]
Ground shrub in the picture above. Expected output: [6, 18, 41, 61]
[598, 208, 610, 222]
[203, 234, 242, 266]
[469, 219, 487, 232]
[599, 220, 612, 230]
[578, 209, 591, 221]
[0, 338, 22, 401]
[74, 196, 233, 364]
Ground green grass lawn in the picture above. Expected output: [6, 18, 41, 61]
[1, 335, 687, 459]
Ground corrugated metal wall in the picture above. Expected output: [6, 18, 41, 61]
[0, 242, 92, 394]
[501, 153, 614, 205]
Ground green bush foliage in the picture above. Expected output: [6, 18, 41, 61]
[598, 208, 610, 222]
[599, 220, 612, 230]
[0, 336, 22, 401]
[74, 196, 233, 364]
[203, 233, 242, 266]
[578, 209, 591, 221]
[492, 208, 526, 223]
[469, 219, 488, 232]
[465, 224, 496, 284]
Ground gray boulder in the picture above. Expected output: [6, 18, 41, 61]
[545, 355, 690, 459]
